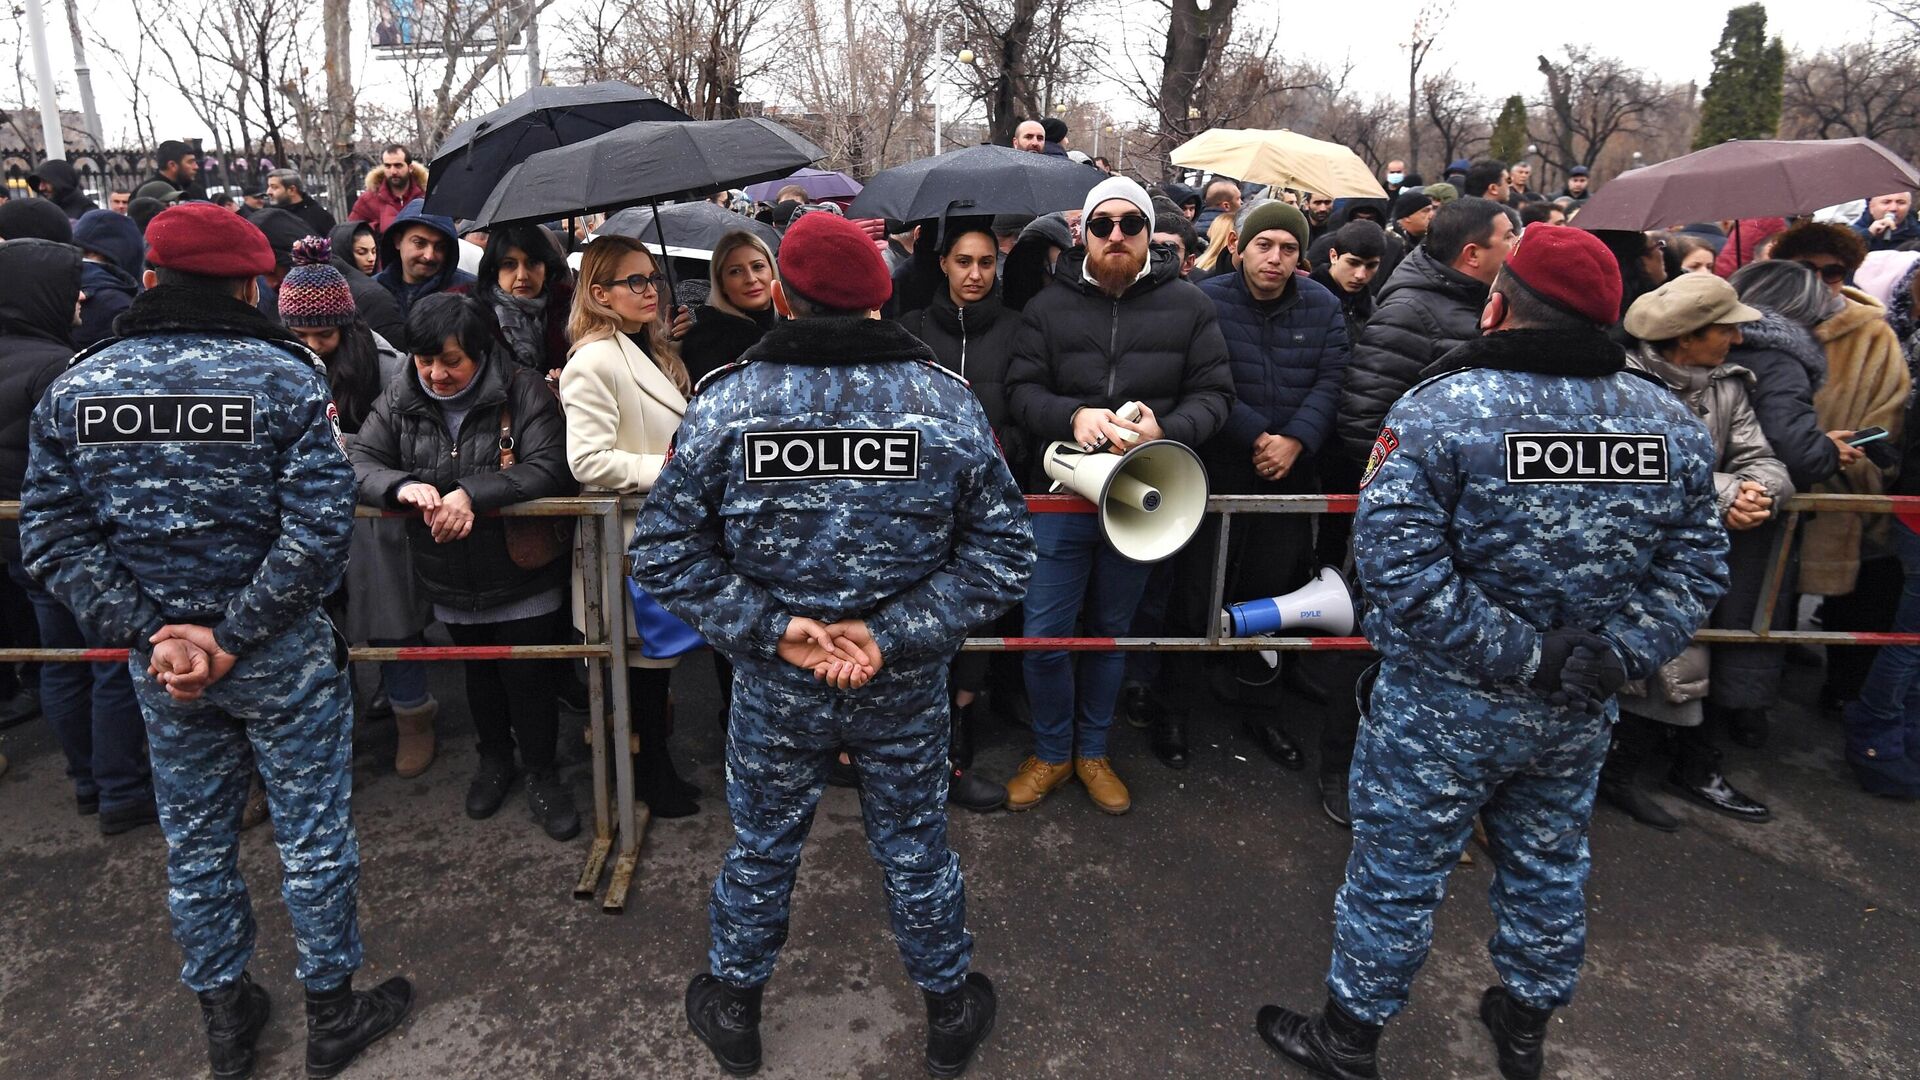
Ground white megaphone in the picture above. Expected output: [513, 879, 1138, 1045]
[1042, 403, 1208, 563]
[1219, 566, 1356, 637]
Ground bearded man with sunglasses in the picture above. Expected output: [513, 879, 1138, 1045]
[1003, 176, 1234, 815]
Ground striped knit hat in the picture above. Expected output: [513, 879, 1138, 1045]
[278, 236, 357, 328]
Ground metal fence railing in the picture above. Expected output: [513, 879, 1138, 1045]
[3, 491, 1913, 910]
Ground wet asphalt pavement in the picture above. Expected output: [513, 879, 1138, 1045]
[2, 652, 1916, 1079]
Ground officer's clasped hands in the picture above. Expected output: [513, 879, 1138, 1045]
[146, 623, 240, 703]
[778, 617, 885, 689]
[1529, 628, 1627, 715]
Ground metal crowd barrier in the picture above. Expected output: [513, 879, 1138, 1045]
[3, 491, 1918, 911]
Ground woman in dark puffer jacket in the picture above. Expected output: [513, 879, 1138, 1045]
[350, 294, 581, 841]
[1696, 261, 1862, 753]
[896, 224, 1025, 811]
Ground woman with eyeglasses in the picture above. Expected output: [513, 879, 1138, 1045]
[896, 223, 1028, 812]
[679, 230, 781, 386]
[1765, 224, 1912, 727]
[559, 235, 701, 817]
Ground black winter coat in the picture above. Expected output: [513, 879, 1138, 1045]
[1334, 245, 1487, 466]
[0, 240, 81, 562]
[1730, 312, 1841, 493]
[1198, 268, 1350, 461]
[75, 258, 137, 350]
[899, 290, 1028, 478]
[681, 304, 776, 385]
[349, 353, 578, 611]
[1006, 245, 1235, 491]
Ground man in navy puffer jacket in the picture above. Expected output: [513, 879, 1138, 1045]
[1142, 198, 1350, 771]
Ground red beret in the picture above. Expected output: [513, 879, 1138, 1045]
[778, 212, 892, 312]
[145, 203, 275, 279]
[1503, 225, 1622, 327]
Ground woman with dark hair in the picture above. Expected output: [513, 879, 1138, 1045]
[350, 293, 581, 840]
[1593, 229, 1668, 330]
[477, 223, 574, 376]
[280, 237, 437, 778]
[897, 224, 1026, 812]
[678, 229, 781, 384]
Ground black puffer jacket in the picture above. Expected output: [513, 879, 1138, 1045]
[1006, 244, 1235, 491]
[1731, 311, 1841, 493]
[1334, 245, 1487, 466]
[899, 289, 1028, 478]
[681, 304, 776, 386]
[328, 221, 407, 348]
[0, 239, 81, 562]
[349, 352, 577, 610]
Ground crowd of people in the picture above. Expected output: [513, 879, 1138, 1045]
[6, 115, 1920, 1079]
[2, 133, 1920, 832]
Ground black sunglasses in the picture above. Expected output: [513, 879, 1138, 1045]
[1794, 259, 1848, 284]
[598, 272, 668, 295]
[1086, 214, 1149, 239]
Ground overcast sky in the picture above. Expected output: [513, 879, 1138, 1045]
[13, 0, 1895, 148]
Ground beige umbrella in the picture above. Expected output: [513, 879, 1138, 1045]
[1170, 128, 1387, 199]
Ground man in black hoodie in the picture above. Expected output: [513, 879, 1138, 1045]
[26, 159, 98, 219]
[0, 238, 154, 834]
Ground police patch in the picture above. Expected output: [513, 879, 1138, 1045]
[1504, 432, 1669, 483]
[1358, 426, 1399, 489]
[76, 394, 255, 445]
[744, 429, 920, 481]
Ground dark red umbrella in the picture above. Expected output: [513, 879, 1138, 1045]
[1572, 138, 1920, 232]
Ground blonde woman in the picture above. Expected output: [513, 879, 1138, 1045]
[679, 230, 781, 385]
[561, 235, 700, 816]
[1193, 212, 1237, 281]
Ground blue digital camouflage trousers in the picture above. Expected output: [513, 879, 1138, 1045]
[1327, 660, 1610, 1023]
[712, 656, 967, 994]
[130, 612, 362, 994]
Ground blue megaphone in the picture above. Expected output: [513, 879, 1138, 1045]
[1221, 567, 1355, 637]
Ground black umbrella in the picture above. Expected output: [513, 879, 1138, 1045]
[598, 202, 782, 257]
[424, 82, 692, 219]
[846, 144, 1104, 221]
[472, 118, 825, 228]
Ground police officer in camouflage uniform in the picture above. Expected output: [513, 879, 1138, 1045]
[631, 212, 1033, 1079]
[19, 203, 413, 1080]
[1257, 227, 1730, 1080]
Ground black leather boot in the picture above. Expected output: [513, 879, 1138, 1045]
[198, 972, 271, 1080]
[1666, 733, 1770, 823]
[525, 767, 582, 840]
[304, 976, 413, 1078]
[1120, 683, 1157, 729]
[1151, 710, 1190, 769]
[1479, 985, 1552, 1080]
[925, 972, 997, 1078]
[1596, 731, 1678, 832]
[1245, 717, 1306, 770]
[1319, 770, 1352, 828]
[686, 974, 763, 1076]
[1256, 996, 1382, 1080]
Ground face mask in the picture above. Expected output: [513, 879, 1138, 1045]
[1386, 172, 1404, 185]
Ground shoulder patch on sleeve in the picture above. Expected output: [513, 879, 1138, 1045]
[1359, 426, 1399, 489]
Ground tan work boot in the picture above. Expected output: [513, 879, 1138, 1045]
[1005, 757, 1074, 811]
[393, 698, 439, 779]
[1075, 757, 1132, 815]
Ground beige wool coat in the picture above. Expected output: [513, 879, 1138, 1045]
[560, 333, 689, 669]
[1801, 287, 1910, 597]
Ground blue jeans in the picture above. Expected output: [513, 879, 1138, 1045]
[1022, 513, 1156, 763]
[7, 561, 151, 811]
[1849, 519, 1920, 759]
[365, 638, 430, 711]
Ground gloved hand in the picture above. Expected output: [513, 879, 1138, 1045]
[1557, 641, 1627, 715]
[1528, 629, 1616, 713]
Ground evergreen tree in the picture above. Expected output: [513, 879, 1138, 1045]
[1489, 95, 1530, 165]
[1695, 4, 1786, 148]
